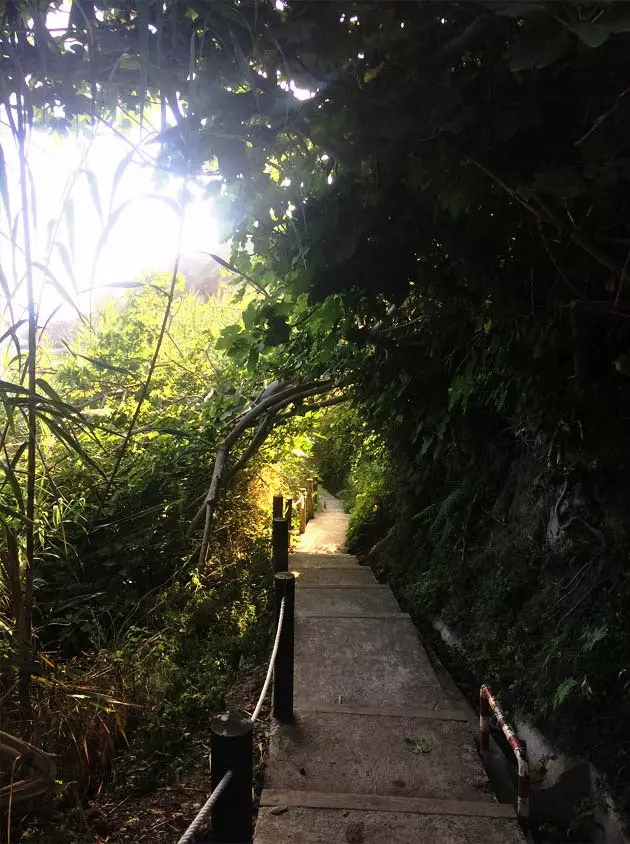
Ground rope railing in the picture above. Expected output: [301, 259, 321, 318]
[250, 596, 285, 723]
[174, 496, 297, 844]
[480, 684, 530, 827]
[175, 770, 232, 844]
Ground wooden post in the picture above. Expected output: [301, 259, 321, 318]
[285, 497, 293, 527]
[272, 517, 289, 573]
[299, 489, 307, 533]
[272, 494, 284, 519]
[285, 497, 293, 546]
[306, 478, 314, 521]
[273, 572, 295, 723]
[313, 477, 318, 507]
[210, 711, 253, 843]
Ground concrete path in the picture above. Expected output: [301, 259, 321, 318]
[254, 491, 524, 843]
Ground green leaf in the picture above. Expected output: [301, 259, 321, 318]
[566, 22, 609, 49]
[508, 29, 570, 71]
[74, 353, 137, 377]
[598, 8, 630, 34]
[0, 441, 27, 509]
[40, 414, 105, 477]
[364, 63, 384, 84]
[265, 315, 290, 346]
[0, 144, 11, 227]
[55, 241, 77, 290]
[216, 323, 244, 351]
[242, 302, 259, 330]
[65, 197, 76, 259]
[534, 168, 584, 199]
[110, 150, 135, 210]
[553, 677, 578, 709]
[81, 168, 103, 222]
[35, 378, 79, 415]
[32, 261, 86, 323]
[581, 625, 608, 652]
[0, 320, 25, 348]
[440, 186, 468, 220]
[404, 736, 434, 754]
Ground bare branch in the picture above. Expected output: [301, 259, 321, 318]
[191, 380, 335, 553]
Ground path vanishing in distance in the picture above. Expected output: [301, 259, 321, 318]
[254, 490, 525, 844]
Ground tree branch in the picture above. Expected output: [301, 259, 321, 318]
[191, 379, 335, 554]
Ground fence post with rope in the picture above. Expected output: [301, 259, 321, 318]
[273, 571, 295, 723]
[178, 573, 296, 844]
[285, 496, 293, 540]
[299, 488, 307, 533]
[272, 494, 284, 519]
[209, 713, 253, 844]
[272, 517, 289, 573]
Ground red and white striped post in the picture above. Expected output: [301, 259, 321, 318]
[480, 684, 530, 828]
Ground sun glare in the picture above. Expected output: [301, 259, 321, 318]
[0, 124, 224, 324]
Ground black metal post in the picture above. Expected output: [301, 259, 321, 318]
[272, 517, 289, 573]
[210, 711, 253, 844]
[306, 478, 314, 520]
[273, 572, 295, 723]
[272, 494, 284, 519]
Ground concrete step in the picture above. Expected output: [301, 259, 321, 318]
[295, 617, 452, 709]
[294, 567, 378, 587]
[266, 711, 495, 802]
[255, 805, 523, 844]
[291, 552, 357, 569]
[296, 586, 401, 616]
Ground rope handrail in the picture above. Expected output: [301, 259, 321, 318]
[250, 596, 286, 723]
[175, 770, 232, 844]
[480, 684, 530, 822]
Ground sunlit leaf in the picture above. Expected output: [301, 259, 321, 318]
[32, 261, 86, 323]
[55, 242, 77, 290]
[110, 151, 135, 211]
[0, 320, 26, 350]
[65, 197, 76, 258]
[0, 144, 11, 227]
[40, 414, 106, 477]
[81, 168, 103, 222]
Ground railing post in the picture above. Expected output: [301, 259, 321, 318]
[306, 478, 314, 521]
[272, 494, 284, 520]
[480, 686, 490, 753]
[480, 684, 529, 830]
[285, 497, 293, 528]
[299, 489, 307, 533]
[313, 477, 318, 507]
[272, 517, 289, 573]
[210, 711, 253, 844]
[273, 572, 295, 723]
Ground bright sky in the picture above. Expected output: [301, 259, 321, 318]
[0, 0, 315, 332]
[0, 123, 224, 326]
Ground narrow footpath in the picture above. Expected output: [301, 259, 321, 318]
[254, 490, 525, 844]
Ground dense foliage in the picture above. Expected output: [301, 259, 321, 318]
[4, 0, 630, 832]
[0, 276, 317, 826]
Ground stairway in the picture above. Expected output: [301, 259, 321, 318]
[254, 491, 524, 844]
